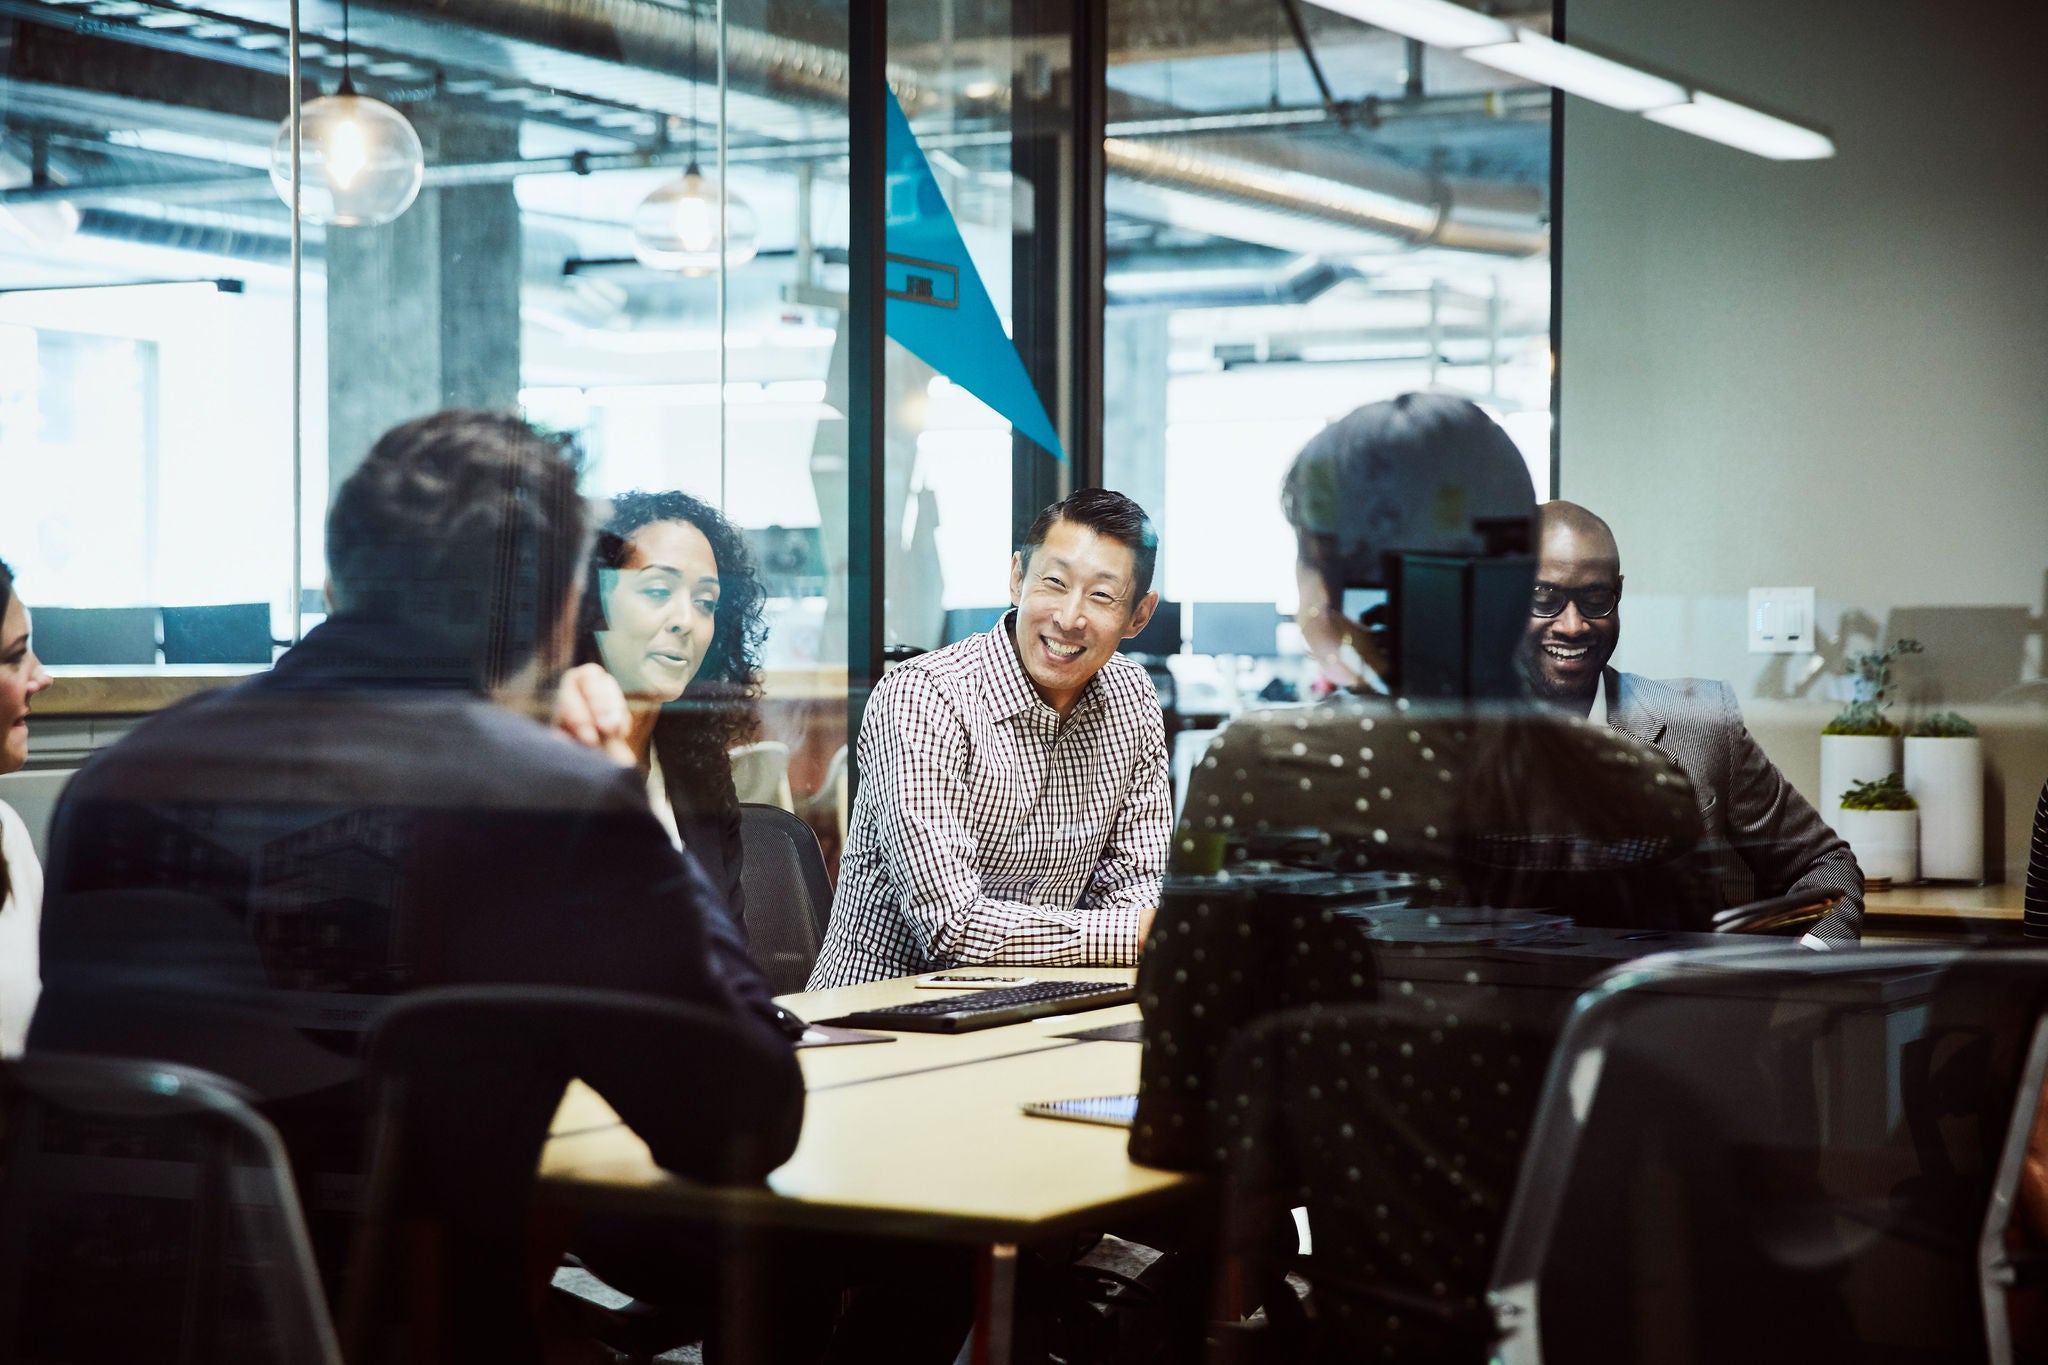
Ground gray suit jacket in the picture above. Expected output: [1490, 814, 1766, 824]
[1607, 667, 1863, 940]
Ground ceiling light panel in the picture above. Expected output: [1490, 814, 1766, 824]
[1307, 0, 1833, 161]
[1462, 31, 1686, 111]
[1644, 92, 1836, 160]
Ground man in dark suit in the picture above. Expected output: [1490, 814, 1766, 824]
[1513, 499, 1863, 940]
[31, 411, 802, 1277]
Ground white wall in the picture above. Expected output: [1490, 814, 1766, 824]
[1559, 0, 2048, 879]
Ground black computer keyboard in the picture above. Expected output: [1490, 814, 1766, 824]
[818, 979, 1136, 1034]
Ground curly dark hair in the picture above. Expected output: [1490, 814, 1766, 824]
[575, 490, 767, 820]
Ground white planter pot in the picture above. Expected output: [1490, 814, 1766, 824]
[1818, 733, 1899, 833]
[1836, 807, 1919, 889]
[1905, 736, 1984, 882]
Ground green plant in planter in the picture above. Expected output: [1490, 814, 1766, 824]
[1824, 637, 1922, 736]
[1823, 702, 1898, 737]
[1840, 772, 1917, 811]
[1914, 710, 1978, 738]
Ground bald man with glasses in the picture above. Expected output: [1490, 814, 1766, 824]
[1514, 500, 1864, 941]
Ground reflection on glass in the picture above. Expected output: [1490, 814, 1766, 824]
[1102, 0, 1554, 621]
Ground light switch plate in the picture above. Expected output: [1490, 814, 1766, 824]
[1748, 586, 1815, 653]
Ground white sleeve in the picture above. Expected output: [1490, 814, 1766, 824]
[0, 800, 43, 1057]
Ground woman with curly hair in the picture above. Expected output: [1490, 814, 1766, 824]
[576, 489, 767, 922]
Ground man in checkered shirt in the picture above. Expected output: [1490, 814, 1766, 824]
[808, 489, 1171, 988]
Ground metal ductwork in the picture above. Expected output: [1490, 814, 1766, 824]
[76, 205, 295, 265]
[1106, 255, 1362, 310]
[2, 0, 1551, 263]
[1104, 138, 1548, 258]
[344, 0, 929, 117]
[353, 0, 1544, 257]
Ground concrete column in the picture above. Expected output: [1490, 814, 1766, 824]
[1102, 307, 1170, 540]
[325, 112, 522, 494]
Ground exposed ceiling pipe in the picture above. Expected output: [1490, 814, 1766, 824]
[1104, 88, 1553, 139]
[347, 0, 937, 114]
[362, 0, 1545, 255]
[1106, 255, 1362, 310]
[74, 205, 298, 264]
[1104, 138, 1547, 257]
[7, 0, 1549, 260]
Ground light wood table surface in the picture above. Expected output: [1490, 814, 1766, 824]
[1863, 883, 2023, 927]
[539, 969, 1192, 1365]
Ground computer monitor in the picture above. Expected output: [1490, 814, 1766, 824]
[943, 606, 1010, 644]
[162, 603, 274, 664]
[1190, 602, 1278, 658]
[1119, 599, 1182, 658]
[30, 606, 160, 666]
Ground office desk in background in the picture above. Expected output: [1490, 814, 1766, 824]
[541, 969, 1195, 1365]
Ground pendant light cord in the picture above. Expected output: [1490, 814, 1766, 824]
[337, 0, 356, 97]
[686, 0, 700, 168]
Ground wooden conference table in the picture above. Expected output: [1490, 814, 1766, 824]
[1862, 882, 2026, 937]
[540, 967, 1191, 1364]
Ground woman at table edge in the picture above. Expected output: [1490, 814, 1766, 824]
[0, 557, 54, 1056]
[570, 488, 768, 929]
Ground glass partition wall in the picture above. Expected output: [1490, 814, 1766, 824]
[0, 0, 866, 850]
[0, 0, 1553, 812]
[1100, 0, 1554, 630]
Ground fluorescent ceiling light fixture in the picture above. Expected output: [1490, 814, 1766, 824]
[1310, 0, 1513, 50]
[1644, 92, 1836, 160]
[1305, 0, 1834, 161]
[1462, 31, 1685, 112]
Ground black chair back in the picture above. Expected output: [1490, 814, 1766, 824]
[737, 803, 832, 994]
[1212, 945, 2048, 1364]
[1493, 946, 2048, 1365]
[0, 1054, 340, 1365]
[344, 984, 802, 1365]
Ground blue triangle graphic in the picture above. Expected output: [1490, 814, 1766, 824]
[883, 89, 1066, 463]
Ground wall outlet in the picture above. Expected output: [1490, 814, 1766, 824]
[1748, 586, 1815, 653]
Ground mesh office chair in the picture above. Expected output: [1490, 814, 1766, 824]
[0, 1054, 342, 1365]
[1213, 945, 2048, 1364]
[344, 984, 803, 1365]
[738, 802, 833, 994]
[1490, 945, 2048, 1365]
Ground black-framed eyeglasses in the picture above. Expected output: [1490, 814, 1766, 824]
[1529, 584, 1619, 620]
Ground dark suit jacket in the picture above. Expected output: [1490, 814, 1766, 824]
[31, 617, 800, 1255]
[1608, 667, 1864, 940]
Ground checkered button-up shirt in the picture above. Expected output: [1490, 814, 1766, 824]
[808, 612, 1170, 988]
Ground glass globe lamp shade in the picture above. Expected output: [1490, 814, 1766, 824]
[270, 93, 425, 227]
[630, 166, 759, 274]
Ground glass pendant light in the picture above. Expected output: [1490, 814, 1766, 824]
[630, 161, 758, 274]
[630, 5, 757, 274]
[269, 0, 425, 227]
